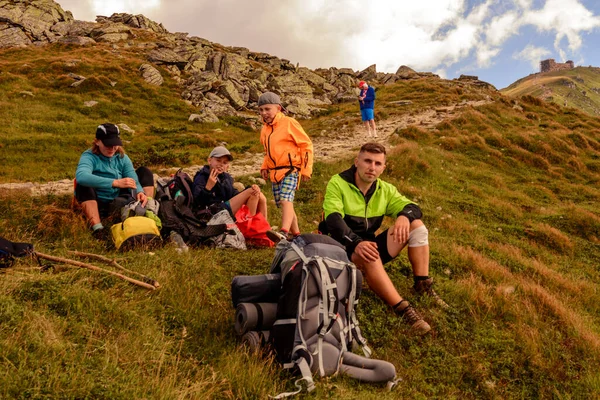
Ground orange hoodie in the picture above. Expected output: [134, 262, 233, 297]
[260, 112, 314, 183]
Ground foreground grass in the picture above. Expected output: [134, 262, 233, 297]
[2, 44, 600, 397]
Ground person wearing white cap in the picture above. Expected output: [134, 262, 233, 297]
[192, 146, 267, 218]
[257, 91, 314, 241]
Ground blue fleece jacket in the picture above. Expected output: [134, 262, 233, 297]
[75, 149, 143, 202]
[359, 86, 376, 110]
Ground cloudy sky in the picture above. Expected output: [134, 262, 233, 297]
[57, 0, 600, 89]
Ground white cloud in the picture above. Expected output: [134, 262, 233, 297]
[513, 44, 551, 70]
[523, 0, 600, 58]
[54, 0, 600, 81]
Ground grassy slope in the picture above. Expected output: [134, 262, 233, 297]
[0, 43, 261, 183]
[1, 43, 600, 399]
[501, 66, 600, 117]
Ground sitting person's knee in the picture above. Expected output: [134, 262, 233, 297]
[408, 224, 428, 248]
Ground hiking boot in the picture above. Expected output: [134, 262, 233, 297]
[414, 278, 449, 309]
[91, 227, 109, 241]
[395, 301, 431, 335]
[266, 229, 288, 243]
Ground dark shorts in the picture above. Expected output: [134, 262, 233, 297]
[75, 166, 153, 219]
[348, 228, 394, 265]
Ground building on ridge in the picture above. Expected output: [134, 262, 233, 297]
[540, 59, 574, 73]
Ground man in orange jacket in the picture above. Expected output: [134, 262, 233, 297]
[258, 92, 313, 240]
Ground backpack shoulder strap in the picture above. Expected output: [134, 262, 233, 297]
[175, 169, 194, 208]
[269, 357, 315, 399]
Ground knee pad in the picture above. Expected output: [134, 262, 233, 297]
[407, 225, 428, 248]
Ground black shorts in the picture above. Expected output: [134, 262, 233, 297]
[347, 228, 395, 265]
[75, 166, 153, 218]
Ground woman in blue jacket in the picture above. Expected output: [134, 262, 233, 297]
[358, 81, 377, 138]
[75, 123, 154, 238]
[193, 146, 267, 218]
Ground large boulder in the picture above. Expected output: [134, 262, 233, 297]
[104, 13, 168, 34]
[269, 73, 313, 98]
[357, 64, 377, 82]
[395, 65, 419, 79]
[218, 79, 246, 109]
[0, 23, 31, 47]
[148, 47, 188, 68]
[51, 20, 96, 37]
[139, 63, 163, 86]
[0, 0, 72, 42]
[89, 22, 132, 43]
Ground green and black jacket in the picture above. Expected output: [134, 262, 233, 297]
[322, 165, 422, 254]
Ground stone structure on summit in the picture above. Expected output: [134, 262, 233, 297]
[540, 59, 574, 73]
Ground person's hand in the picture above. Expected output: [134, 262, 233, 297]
[250, 184, 261, 196]
[391, 215, 410, 244]
[354, 241, 380, 263]
[137, 192, 148, 207]
[112, 178, 137, 189]
[301, 174, 311, 182]
[260, 169, 269, 180]
[206, 168, 219, 190]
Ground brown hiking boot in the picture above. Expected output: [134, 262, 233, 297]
[395, 301, 431, 335]
[414, 278, 449, 309]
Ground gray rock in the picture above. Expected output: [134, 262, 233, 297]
[90, 23, 132, 43]
[0, 24, 31, 47]
[117, 123, 135, 134]
[105, 13, 168, 33]
[218, 80, 246, 109]
[148, 48, 187, 68]
[0, 0, 72, 42]
[139, 63, 163, 86]
[57, 36, 96, 46]
[84, 100, 98, 107]
[396, 65, 418, 79]
[189, 111, 219, 123]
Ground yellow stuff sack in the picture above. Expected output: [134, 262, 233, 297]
[111, 216, 161, 251]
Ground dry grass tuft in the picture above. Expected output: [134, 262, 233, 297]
[37, 205, 86, 238]
[525, 222, 574, 254]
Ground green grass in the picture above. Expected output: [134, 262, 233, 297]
[1, 43, 600, 398]
[502, 66, 600, 117]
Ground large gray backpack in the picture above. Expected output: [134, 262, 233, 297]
[232, 234, 397, 397]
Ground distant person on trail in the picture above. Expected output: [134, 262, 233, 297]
[75, 123, 154, 239]
[192, 145, 268, 218]
[358, 81, 377, 138]
[257, 91, 314, 242]
[320, 142, 447, 335]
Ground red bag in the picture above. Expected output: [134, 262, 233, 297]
[235, 205, 275, 247]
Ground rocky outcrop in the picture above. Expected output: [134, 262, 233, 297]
[0, 3, 491, 122]
[0, 0, 72, 46]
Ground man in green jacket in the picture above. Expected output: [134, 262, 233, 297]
[322, 142, 447, 335]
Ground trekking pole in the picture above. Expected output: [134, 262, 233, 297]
[67, 250, 160, 288]
[34, 252, 157, 291]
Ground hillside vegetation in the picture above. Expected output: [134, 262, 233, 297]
[502, 66, 600, 117]
[1, 42, 600, 399]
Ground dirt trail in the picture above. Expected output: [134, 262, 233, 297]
[0, 99, 489, 196]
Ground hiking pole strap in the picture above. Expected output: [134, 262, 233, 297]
[270, 358, 315, 399]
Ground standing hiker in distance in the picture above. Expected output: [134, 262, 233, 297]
[320, 142, 448, 335]
[75, 123, 154, 239]
[358, 80, 377, 138]
[257, 92, 313, 241]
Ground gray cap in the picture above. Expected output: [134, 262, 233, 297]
[209, 146, 233, 160]
[258, 91, 282, 107]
